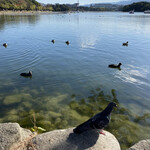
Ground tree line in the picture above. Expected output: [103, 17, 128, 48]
[0, 0, 122, 11]
[122, 1, 150, 12]
[3, 0, 149, 12]
[0, 0, 42, 10]
[0, 0, 76, 11]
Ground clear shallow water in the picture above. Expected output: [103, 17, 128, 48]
[0, 12, 150, 149]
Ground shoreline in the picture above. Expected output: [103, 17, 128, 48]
[0, 10, 67, 15]
[0, 10, 121, 15]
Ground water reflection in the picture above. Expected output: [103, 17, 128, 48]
[0, 15, 40, 30]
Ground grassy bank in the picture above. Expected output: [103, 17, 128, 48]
[0, 10, 54, 15]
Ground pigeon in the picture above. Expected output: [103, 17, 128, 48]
[73, 102, 117, 134]
[108, 63, 122, 68]
[20, 71, 32, 77]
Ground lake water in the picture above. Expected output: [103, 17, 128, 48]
[0, 12, 150, 149]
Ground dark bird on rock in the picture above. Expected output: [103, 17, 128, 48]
[3, 43, 7, 47]
[66, 41, 70, 45]
[108, 63, 122, 68]
[73, 102, 117, 134]
[122, 41, 128, 46]
[20, 71, 32, 77]
[51, 40, 55, 43]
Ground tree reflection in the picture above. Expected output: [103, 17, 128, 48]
[0, 15, 40, 30]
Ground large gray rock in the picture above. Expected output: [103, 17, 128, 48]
[32, 128, 121, 150]
[0, 123, 32, 150]
[128, 139, 150, 150]
[0, 123, 121, 150]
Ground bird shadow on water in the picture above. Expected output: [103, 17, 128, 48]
[53, 130, 99, 150]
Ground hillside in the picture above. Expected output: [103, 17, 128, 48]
[0, 0, 42, 10]
[88, 3, 122, 11]
[122, 1, 150, 11]
[115, 0, 150, 5]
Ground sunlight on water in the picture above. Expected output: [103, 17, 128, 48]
[115, 65, 150, 85]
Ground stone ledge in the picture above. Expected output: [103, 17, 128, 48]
[0, 123, 33, 150]
[32, 128, 121, 150]
[0, 123, 121, 150]
[127, 139, 150, 150]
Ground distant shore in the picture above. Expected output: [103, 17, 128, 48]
[0, 10, 62, 15]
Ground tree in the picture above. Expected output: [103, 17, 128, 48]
[122, 2, 150, 12]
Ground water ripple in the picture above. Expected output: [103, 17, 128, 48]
[115, 65, 150, 87]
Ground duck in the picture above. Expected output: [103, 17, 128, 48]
[122, 41, 128, 46]
[51, 40, 55, 43]
[108, 63, 122, 68]
[20, 71, 32, 77]
[66, 41, 70, 45]
[3, 43, 7, 47]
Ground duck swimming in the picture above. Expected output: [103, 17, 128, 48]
[51, 40, 55, 43]
[122, 41, 128, 46]
[3, 43, 7, 47]
[66, 41, 70, 45]
[20, 71, 32, 77]
[108, 63, 122, 68]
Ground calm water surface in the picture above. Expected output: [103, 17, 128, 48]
[0, 12, 150, 149]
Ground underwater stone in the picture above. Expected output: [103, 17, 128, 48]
[3, 93, 32, 105]
[3, 115, 19, 122]
[43, 94, 68, 111]
[67, 109, 89, 121]
[22, 101, 32, 108]
[48, 111, 62, 118]
[38, 120, 51, 130]
[30, 89, 38, 95]
[3, 95, 21, 105]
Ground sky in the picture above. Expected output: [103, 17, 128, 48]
[36, 0, 127, 5]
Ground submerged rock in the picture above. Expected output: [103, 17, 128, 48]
[3, 93, 31, 105]
[3, 95, 22, 105]
[3, 115, 19, 122]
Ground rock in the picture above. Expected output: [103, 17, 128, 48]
[3, 95, 22, 105]
[32, 128, 121, 150]
[0, 123, 121, 150]
[3, 114, 19, 122]
[128, 139, 150, 150]
[3, 93, 31, 105]
[0, 123, 33, 150]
